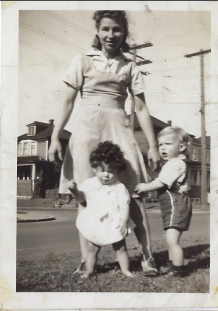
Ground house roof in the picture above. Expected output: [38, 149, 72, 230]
[18, 122, 71, 142]
[193, 136, 210, 147]
[129, 113, 169, 130]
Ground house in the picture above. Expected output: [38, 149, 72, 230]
[17, 116, 210, 202]
[17, 120, 71, 198]
[187, 136, 210, 200]
[130, 113, 210, 201]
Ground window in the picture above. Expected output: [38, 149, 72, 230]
[28, 126, 35, 136]
[23, 142, 28, 156]
[17, 140, 37, 156]
[193, 148, 197, 161]
[31, 141, 36, 155]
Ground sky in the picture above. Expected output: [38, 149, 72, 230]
[19, 10, 211, 137]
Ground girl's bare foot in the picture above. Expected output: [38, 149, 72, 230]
[122, 270, 136, 278]
[73, 261, 86, 275]
[80, 272, 90, 278]
[80, 271, 95, 278]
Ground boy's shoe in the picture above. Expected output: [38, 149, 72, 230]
[141, 257, 158, 277]
[164, 265, 186, 278]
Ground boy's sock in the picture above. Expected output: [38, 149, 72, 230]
[173, 265, 185, 276]
[164, 264, 185, 278]
[161, 259, 173, 274]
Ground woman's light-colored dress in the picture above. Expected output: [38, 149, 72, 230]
[76, 177, 135, 245]
[59, 48, 149, 195]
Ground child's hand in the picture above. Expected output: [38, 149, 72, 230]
[117, 221, 128, 236]
[134, 183, 148, 194]
[67, 179, 77, 193]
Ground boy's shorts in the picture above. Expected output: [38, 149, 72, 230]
[159, 190, 192, 231]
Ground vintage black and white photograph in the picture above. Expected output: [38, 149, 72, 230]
[1, 1, 218, 310]
[16, 8, 211, 293]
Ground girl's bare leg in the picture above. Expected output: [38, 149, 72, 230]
[73, 203, 88, 274]
[113, 240, 135, 278]
[81, 242, 100, 278]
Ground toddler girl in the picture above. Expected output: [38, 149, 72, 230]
[68, 141, 135, 278]
[135, 126, 192, 277]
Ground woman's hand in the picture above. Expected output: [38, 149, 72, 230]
[67, 179, 77, 193]
[147, 146, 160, 172]
[135, 183, 148, 195]
[48, 139, 63, 163]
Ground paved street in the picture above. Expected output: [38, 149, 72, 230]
[17, 210, 209, 259]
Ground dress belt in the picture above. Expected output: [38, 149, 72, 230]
[81, 99, 124, 110]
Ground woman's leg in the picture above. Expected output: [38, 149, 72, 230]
[112, 240, 135, 277]
[81, 241, 100, 278]
[130, 198, 158, 276]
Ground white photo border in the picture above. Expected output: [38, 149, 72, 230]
[1, 1, 218, 310]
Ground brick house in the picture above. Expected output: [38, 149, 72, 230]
[17, 120, 71, 198]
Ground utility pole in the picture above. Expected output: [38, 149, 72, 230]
[185, 49, 211, 210]
[129, 42, 153, 131]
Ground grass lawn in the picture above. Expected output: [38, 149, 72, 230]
[16, 236, 209, 293]
[17, 198, 55, 208]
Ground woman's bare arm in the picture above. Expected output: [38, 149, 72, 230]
[48, 87, 78, 162]
[133, 93, 160, 171]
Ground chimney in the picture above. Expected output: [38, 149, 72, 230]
[49, 119, 54, 125]
[167, 120, 172, 126]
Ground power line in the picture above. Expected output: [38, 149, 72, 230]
[146, 63, 209, 74]
[41, 11, 95, 38]
[19, 40, 69, 65]
[152, 28, 210, 43]
[20, 21, 86, 53]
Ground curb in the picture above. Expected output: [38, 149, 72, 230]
[17, 215, 56, 223]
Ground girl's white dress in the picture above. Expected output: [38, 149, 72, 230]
[59, 48, 149, 195]
[76, 177, 135, 246]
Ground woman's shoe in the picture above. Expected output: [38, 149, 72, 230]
[141, 257, 158, 277]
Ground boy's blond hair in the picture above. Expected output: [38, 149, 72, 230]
[157, 126, 191, 156]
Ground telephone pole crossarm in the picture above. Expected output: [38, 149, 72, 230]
[128, 51, 144, 60]
[129, 42, 153, 50]
[184, 49, 211, 58]
[136, 60, 152, 66]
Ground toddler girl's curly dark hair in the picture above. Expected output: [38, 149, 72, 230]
[90, 141, 126, 172]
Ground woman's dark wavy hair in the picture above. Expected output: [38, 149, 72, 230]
[92, 10, 130, 52]
[90, 141, 126, 172]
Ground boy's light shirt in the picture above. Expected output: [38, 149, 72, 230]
[157, 154, 188, 193]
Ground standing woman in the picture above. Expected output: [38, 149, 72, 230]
[49, 10, 159, 276]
